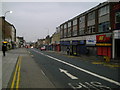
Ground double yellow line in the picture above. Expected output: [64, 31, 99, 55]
[10, 56, 22, 89]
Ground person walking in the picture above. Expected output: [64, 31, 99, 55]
[2, 44, 7, 56]
[67, 47, 70, 55]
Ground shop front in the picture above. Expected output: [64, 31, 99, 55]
[60, 41, 70, 53]
[71, 40, 87, 56]
[77, 40, 87, 56]
[72, 40, 79, 56]
[113, 30, 120, 60]
[86, 35, 96, 56]
[96, 33, 112, 61]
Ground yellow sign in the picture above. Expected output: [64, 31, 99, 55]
[96, 43, 112, 46]
[3, 41, 8, 43]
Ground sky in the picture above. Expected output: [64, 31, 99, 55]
[1, 1, 107, 42]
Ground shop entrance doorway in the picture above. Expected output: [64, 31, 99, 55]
[115, 39, 120, 59]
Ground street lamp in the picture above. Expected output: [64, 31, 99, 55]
[4, 11, 12, 18]
[3, 11, 12, 40]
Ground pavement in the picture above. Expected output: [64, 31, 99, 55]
[47, 50, 120, 68]
[2, 48, 55, 89]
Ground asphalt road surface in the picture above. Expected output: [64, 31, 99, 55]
[26, 48, 120, 89]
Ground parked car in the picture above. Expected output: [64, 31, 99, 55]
[40, 46, 46, 51]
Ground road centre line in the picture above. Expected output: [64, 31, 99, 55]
[32, 49, 120, 86]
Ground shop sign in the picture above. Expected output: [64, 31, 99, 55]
[96, 35, 111, 42]
[113, 3, 120, 11]
[86, 40, 96, 45]
[2, 41, 8, 43]
[64, 41, 70, 45]
[96, 43, 112, 46]
[113, 30, 120, 39]
[72, 40, 79, 45]
[79, 40, 85, 44]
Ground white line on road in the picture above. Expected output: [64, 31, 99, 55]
[32, 49, 120, 86]
[59, 68, 78, 79]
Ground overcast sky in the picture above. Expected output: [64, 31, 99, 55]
[1, 1, 106, 42]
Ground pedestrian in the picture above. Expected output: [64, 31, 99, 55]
[2, 44, 7, 56]
[67, 47, 70, 55]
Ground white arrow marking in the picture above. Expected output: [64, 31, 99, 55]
[59, 68, 78, 80]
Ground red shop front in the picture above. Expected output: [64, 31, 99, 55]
[96, 34, 112, 58]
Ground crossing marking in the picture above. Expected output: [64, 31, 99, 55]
[31, 49, 120, 86]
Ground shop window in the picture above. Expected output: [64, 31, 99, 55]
[97, 47, 111, 58]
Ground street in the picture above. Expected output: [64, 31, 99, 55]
[18, 48, 120, 89]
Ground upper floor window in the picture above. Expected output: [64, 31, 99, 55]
[64, 24, 67, 29]
[68, 22, 71, 27]
[79, 27, 85, 35]
[60, 30, 63, 38]
[68, 27, 71, 37]
[72, 25, 77, 36]
[87, 25, 95, 34]
[115, 12, 120, 24]
[88, 11, 95, 20]
[73, 19, 77, 25]
[79, 16, 85, 23]
[98, 21, 110, 32]
[99, 5, 109, 17]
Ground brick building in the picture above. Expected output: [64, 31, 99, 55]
[59, 1, 120, 61]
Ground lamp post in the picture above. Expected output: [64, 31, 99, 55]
[3, 11, 12, 41]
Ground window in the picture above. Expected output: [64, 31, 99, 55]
[68, 28, 71, 37]
[60, 25, 64, 38]
[68, 22, 71, 27]
[63, 24, 67, 37]
[115, 12, 120, 23]
[64, 29, 67, 37]
[79, 16, 85, 23]
[68, 22, 71, 37]
[98, 22, 110, 32]
[64, 24, 67, 29]
[79, 28, 85, 35]
[73, 25, 77, 36]
[73, 19, 77, 25]
[60, 30, 62, 38]
[88, 11, 95, 20]
[99, 5, 109, 16]
[87, 25, 95, 34]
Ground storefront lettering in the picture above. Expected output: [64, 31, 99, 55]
[99, 36, 104, 41]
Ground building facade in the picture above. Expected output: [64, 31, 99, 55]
[0, 17, 16, 49]
[59, 2, 120, 61]
[51, 27, 61, 51]
[0, 17, 2, 50]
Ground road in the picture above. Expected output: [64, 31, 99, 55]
[22, 48, 120, 89]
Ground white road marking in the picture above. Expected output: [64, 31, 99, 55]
[31, 49, 120, 86]
[59, 68, 78, 79]
[41, 70, 46, 76]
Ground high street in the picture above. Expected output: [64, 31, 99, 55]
[21, 48, 120, 89]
